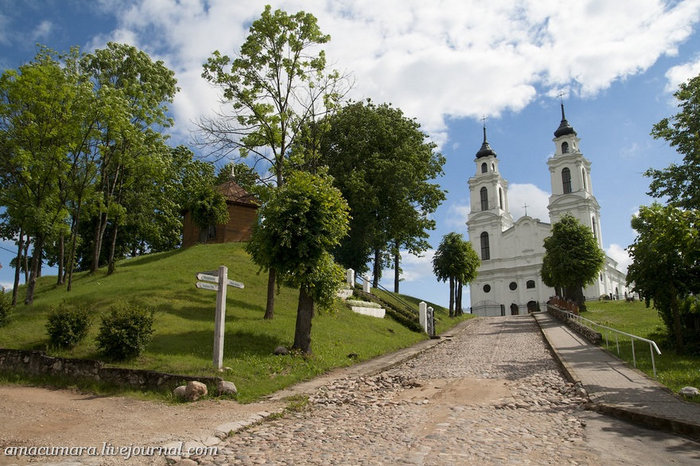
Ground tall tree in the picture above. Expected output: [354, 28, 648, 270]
[432, 233, 480, 316]
[647, 73, 700, 210]
[626, 204, 700, 351]
[200, 5, 350, 319]
[246, 170, 349, 354]
[314, 100, 446, 288]
[541, 214, 605, 311]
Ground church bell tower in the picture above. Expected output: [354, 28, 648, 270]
[546, 104, 603, 247]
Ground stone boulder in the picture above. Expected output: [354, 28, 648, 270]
[185, 381, 208, 401]
[680, 386, 699, 397]
[173, 385, 187, 399]
[218, 380, 238, 396]
[273, 346, 289, 355]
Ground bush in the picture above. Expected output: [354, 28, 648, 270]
[0, 291, 11, 327]
[46, 304, 91, 349]
[96, 303, 155, 361]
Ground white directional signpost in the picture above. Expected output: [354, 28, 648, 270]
[195, 266, 244, 370]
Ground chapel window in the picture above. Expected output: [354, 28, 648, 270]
[562, 167, 572, 194]
[483, 284, 491, 293]
[499, 187, 504, 209]
[592, 216, 598, 240]
[582, 168, 587, 191]
[481, 162, 488, 174]
[562, 141, 569, 153]
[480, 232, 490, 260]
[509, 281, 518, 291]
[526, 280, 536, 289]
[480, 187, 489, 211]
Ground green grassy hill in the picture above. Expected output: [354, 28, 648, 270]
[0, 243, 467, 401]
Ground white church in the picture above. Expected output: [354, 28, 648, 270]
[466, 105, 628, 317]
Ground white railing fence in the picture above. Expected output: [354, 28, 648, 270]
[559, 309, 662, 378]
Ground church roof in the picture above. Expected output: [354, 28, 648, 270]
[216, 180, 259, 208]
[554, 102, 577, 138]
[476, 126, 497, 158]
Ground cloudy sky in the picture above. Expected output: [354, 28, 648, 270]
[1, 0, 699, 306]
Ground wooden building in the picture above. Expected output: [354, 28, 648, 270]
[182, 180, 259, 248]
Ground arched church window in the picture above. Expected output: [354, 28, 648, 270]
[592, 216, 598, 240]
[562, 141, 569, 153]
[483, 284, 491, 293]
[480, 187, 488, 211]
[491, 163, 495, 172]
[498, 187, 504, 209]
[481, 162, 488, 173]
[480, 232, 490, 260]
[562, 168, 572, 194]
[582, 168, 587, 191]
[526, 280, 536, 289]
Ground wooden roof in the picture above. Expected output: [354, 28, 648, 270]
[215, 180, 259, 208]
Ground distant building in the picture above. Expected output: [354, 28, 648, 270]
[182, 180, 259, 248]
[467, 106, 628, 316]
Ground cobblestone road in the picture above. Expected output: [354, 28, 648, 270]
[191, 317, 601, 465]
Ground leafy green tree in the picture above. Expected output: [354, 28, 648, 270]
[432, 233, 480, 316]
[647, 73, 700, 209]
[541, 214, 605, 311]
[201, 5, 350, 319]
[0, 47, 77, 304]
[246, 170, 349, 353]
[313, 100, 445, 289]
[626, 204, 700, 351]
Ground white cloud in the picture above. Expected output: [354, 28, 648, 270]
[94, 0, 700, 146]
[664, 56, 700, 92]
[31, 20, 53, 42]
[397, 249, 435, 282]
[606, 243, 632, 274]
[508, 183, 550, 221]
[445, 203, 470, 229]
[0, 282, 13, 292]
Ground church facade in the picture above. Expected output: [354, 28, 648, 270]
[466, 106, 628, 317]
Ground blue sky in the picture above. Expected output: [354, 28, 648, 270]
[1, 0, 699, 307]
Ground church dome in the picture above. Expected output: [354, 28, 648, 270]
[476, 126, 497, 158]
[554, 103, 577, 138]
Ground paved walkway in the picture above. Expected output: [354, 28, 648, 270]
[533, 310, 700, 441]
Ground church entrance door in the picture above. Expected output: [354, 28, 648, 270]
[510, 303, 519, 315]
[527, 301, 538, 313]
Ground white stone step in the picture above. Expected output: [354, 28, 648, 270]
[350, 306, 386, 318]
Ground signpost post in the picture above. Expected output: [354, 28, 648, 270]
[195, 266, 244, 370]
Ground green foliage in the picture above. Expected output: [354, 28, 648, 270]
[310, 100, 446, 276]
[0, 291, 11, 327]
[190, 187, 230, 233]
[46, 304, 91, 349]
[647, 73, 700, 209]
[216, 162, 260, 192]
[96, 303, 155, 361]
[627, 204, 700, 351]
[541, 214, 605, 309]
[247, 170, 349, 307]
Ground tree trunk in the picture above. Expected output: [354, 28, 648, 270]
[91, 212, 108, 273]
[12, 229, 24, 306]
[393, 248, 400, 293]
[107, 223, 119, 275]
[670, 291, 684, 351]
[373, 248, 381, 288]
[24, 234, 44, 305]
[456, 279, 463, 315]
[449, 276, 455, 317]
[22, 237, 30, 285]
[56, 232, 65, 285]
[264, 268, 276, 319]
[292, 286, 314, 354]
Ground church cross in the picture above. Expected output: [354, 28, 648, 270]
[523, 202, 529, 216]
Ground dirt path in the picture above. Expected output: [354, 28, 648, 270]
[0, 385, 284, 465]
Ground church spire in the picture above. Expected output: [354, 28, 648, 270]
[554, 101, 576, 138]
[476, 122, 497, 158]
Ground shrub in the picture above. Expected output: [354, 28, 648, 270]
[0, 291, 11, 327]
[46, 304, 91, 349]
[96, 303, 155, 361]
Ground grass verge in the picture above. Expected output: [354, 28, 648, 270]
[583, 300, 700, 401]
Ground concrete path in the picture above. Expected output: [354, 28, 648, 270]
[533, 310, 700, 440]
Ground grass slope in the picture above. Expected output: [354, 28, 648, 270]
[584, 300, 700, 399]
[0, 243, 464, 402]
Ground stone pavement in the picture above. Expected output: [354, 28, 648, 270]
[533, 310, 700, 441]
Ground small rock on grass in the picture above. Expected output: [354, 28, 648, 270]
[273, 346, 289, 355]
[185, 381, 208, 401]
[173, 385, 187, 399]
[218, 380, 238, 396]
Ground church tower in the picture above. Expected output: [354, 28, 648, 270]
[546, 104, 603, 248]
[467, 126, 513, 262]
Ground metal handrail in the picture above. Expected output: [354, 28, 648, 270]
[559, 308, 662, 377]
[355, 274, 419, 317]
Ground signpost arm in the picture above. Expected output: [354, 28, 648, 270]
[213, 265, 228, 370]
